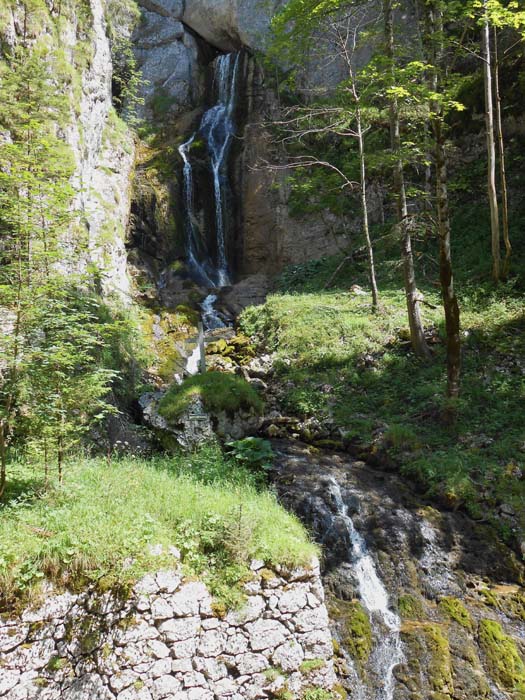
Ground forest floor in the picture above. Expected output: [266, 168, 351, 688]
[239, 223, 525, 549]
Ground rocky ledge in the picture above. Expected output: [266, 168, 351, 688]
[0, 557, 336, 700]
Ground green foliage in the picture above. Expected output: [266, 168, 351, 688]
[240, 252, 525, 537]
[226, 437, 274, 472]
[0, 447, 318, 610]
[398, 594, 425, 620]
[302, 689, 335, 700]
[159, 372, 264, 420]
[478, 619, 525, 693]
[341, 600, 373, 663]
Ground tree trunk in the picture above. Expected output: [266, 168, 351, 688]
[352, 82, 379, 310]
[493, 26, 511, 276]
[428, 1, 461, 402]
[482, 4, 501, 282]
[0, 422, 7, 499]
[384, 0, 430, 358]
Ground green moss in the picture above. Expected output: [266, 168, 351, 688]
[299, 659, 325, 674]
[273, 686, 294, 700]
[398, 593, 425, 620]
[45, 656, 69, 672]
[159, 372, 264, 419]
[302, 689, 334, 700]
[402, 621, 453, 695]
[425, 624, 454, 694]
[206, 334, 256, 365]
[439, 597, 472, 629]
[332, 684, 348, 699]
[478, 618, 525, 693]
[340, 600, 372, 663]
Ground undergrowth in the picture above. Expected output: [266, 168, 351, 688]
[239, 248, 525, 539]
[0, 446, 317, 611]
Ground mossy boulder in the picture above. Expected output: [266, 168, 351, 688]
[478, 618, 525, 694]
[401, 622, 454, 697]
[159, 372, 264, 420]
[398, 593, 425, 621]
[206, 334, 256, 366]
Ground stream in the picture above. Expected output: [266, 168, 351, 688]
[271, 440, 525, 700]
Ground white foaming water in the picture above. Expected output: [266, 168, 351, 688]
[328, 477, 404, 700]
[199, 52, 241, 287]
[178, 136, 215, 288]
[185, 344, 201, 375]
[201, 294, 226, 330]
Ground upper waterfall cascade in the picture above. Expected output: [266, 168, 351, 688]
[178, 51, 241, 303]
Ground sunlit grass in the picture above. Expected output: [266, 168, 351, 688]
[0, 446, 317, 610]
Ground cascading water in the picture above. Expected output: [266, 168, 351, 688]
[328, 477, 405, 700]
[178, 51, 241, 300]
[200, 52, 240, 287]
[178, 135, 215, 288]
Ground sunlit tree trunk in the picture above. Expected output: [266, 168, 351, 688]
[427, 0, 461, 403]
[482, 2, 501, 282]
[384, 0, 431, 358]
[493, 26, 511, 276]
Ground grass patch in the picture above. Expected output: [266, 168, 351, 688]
[159, 371, 264, 419]
[0, 446, 317, 611]
[239, 254, 525, 538]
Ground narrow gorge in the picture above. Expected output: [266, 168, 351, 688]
[0, 1, 524, 700]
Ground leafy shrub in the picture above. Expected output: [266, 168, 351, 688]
[226, 437, 274, 472]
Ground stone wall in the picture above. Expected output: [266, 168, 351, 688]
[0, 558, 337, 700]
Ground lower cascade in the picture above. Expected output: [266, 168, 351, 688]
[328, 477, 405, 700]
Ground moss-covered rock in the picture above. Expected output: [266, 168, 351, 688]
[206, 334, 256, 366]
[336, 599, 373, 664]
[478, 618, 525, 694]
[438, 597, 472, 629]
[401, 621, 454, 698]
[159, 372, 264, 420]
[398, 593, 425, 621]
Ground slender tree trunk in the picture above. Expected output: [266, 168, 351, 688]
[482, 4, 501, 282]
[0, 422, 7, 499]
[57, 432, 63, 484]
[493, 27, 511, 276]
[352, 81, 379, 310]
[384, 0, 431, 358]
[427, 1, 461, 403]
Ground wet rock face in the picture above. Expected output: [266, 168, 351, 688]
[0, 558, 336, 700]
[270, 440, 525, 700]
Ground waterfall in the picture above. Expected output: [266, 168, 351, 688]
[178, 135, 216, 288]
[200, 293, 226, 330]
[200, 52, 240, 287]
[178, 51, 241, 293]
[328, 477, 404, 700]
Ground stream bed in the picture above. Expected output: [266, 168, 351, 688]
[271, 440, 525, 700]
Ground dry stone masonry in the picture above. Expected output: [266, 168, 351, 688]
[0, 557, 336, 700]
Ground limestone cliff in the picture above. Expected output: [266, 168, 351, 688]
[0, 0, 135, 299]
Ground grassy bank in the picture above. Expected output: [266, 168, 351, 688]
[0, 446, 317, 611]
[240, 255, 525, 539]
